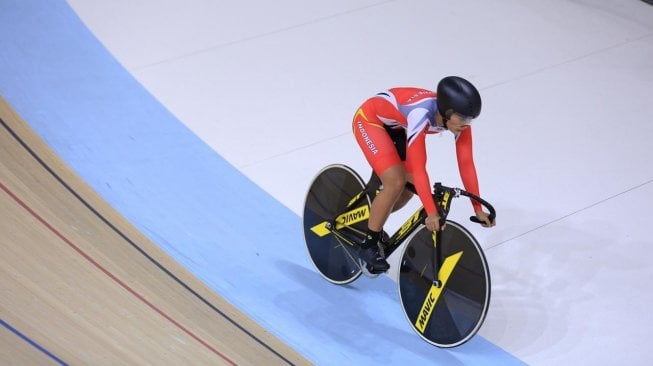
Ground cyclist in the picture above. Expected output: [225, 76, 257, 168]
[352, 76, 496, 274]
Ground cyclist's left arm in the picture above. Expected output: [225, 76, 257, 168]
[455, 128, 483, 213]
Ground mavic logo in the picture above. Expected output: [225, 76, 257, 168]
[340, 206, 368, 225]
[417, 292, 437, 330]
[310, 206, 370, 237]
[415, 251, 463, 333]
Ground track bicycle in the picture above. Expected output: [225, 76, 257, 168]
[302, 164, 496, 347]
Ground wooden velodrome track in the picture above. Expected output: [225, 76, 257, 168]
[0, 97, 310, 365]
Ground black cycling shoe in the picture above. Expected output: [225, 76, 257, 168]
[358, 244, 390, 274]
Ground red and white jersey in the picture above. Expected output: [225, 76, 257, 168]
[371, 87, 481, 213]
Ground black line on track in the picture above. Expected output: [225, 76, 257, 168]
[0, 116, 296, 366]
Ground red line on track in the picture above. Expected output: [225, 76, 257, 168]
[0, 181, 237, 366]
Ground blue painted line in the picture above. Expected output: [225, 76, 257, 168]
[0, 318, 68, 365]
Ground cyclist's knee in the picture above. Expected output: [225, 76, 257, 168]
[380, 167, 407, 194]
[388, 176, 407, 193]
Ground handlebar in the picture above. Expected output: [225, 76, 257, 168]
[405, 182, 496, 226]
[456, 188, 497, 225]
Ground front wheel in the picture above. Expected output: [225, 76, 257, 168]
[397, 221, 491, 347]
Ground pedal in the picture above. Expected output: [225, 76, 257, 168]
[358, 258, 382, 278]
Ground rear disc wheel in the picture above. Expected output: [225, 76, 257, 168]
[303, 164, 371, 284]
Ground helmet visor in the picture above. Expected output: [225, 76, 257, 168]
[451, 113, 475, 126]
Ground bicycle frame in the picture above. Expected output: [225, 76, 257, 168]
[370, 183, 459, 260]
[324, 178, 495, 284]
[324, 182, 434, 254]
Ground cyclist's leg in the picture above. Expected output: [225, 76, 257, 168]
[383, 121, 413, 213]
[352, 103, 405, 232]
[352, 104, 404, 272]
[368, 164, 406, 230]
[391, 173, 415, 212]
[366, 171, 413, 214]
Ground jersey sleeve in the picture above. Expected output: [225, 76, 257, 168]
[405, 131, 437, 215]
[455, 128, 482, 212]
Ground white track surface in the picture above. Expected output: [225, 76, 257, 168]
[68, 1, 653, 364]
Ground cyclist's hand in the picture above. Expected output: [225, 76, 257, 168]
[475, 210, 496, 227]
[425, 212, 443, 232]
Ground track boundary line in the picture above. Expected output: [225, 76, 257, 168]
[1, 115, 295, 365]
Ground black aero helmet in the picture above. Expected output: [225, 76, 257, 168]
[436, 76, 482, 120]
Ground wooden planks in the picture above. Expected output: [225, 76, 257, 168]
[0, 97, 310, 366]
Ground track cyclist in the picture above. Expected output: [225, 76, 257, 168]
[352, 76, 496, 274]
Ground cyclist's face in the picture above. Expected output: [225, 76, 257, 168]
[447, 113, 474, 133]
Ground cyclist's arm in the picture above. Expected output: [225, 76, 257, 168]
[455, 128, 482, 212]
[406, 130, 437, 215]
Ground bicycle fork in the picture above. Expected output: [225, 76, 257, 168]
[431, 184, 456, 288]
[432, 229, 443, 288]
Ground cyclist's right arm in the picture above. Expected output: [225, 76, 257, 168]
[405, 133, 435, 213]
[406, 138, 442, 231]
